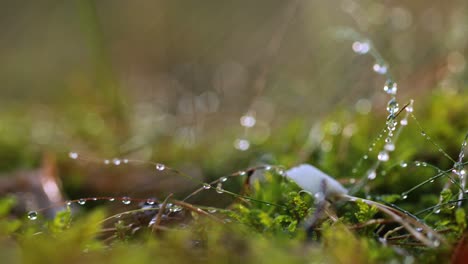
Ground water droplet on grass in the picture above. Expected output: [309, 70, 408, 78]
[28, 211, 38, 220]
[400, 162, 408, 168]
[383, 81, 397, 95]
[122, 197, 131, 205]
[69, 152, 79, 159]
[373, 63, 388, 74]
[155, 163, 165, 171]
[367, 170, 377, 180]
[104, 160, 110, 165]
[385, 143, 395, 152]
[203, 183, 211, 190]
[108, 198, 115, 202]
[386, 98, 399, 115]
[78, 199, 86, 205]
[216, 183, 224, 194]
[113, 158, 121, 165]
[377, 151, 389, 162]
[402, 194, 408, 199]
[220, 176, 228, 182]
[400, 118, 408, 126]
[146, 198, 156, 205]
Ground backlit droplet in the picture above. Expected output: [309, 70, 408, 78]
[69, 152, 79, 159]
[383, 80, 397, 95]
[28, 211, 38, 220]
[234, 139, 250, 151]
[220, 177, 228, 182]
[264, 165, 272, 171]
[104, 159, 110, 165]
[402, 194, 408, 200]
[363, 155, 368, 160]
[377, 151, 389, 162]
[430, 179, 435, 183]
[123, 159, 129, 164]
[155, 163, 165, 171]
[352, 41, 370, 54]
[239, 171, 246, 176]
[78, 199, 86, 205]
[122, 197, 131, 205]
[108, 198, 115, 202]
[386, 98, 399, 115]
[434, 208, 441, 214]
[400, 118, 408, 126]
[203, 183, 211, 190]
[400, 162, 408, 168]
[415, 161, 421, 166]
[367, 170, 377, 180]
[113, 158, 121, 165]
[384, 143, 395, 152]
[373, 63, 388, 74]
[406, 105, 413, 113]
[240, 114, 256, 128]
[208, 208, 217, 213]
[416, 227, 423, 232]
[146, 198, 156, 205]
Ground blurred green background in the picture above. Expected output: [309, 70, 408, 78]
[0, 0, 467, 206]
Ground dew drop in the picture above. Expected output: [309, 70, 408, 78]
[203, 183, 211, 190]
[421, 131, 427, 136]
[386, 98, 399, 115]
[363, 155, 368, 160]
[122, 197, 131, 205]
[208, 208, 217, 213]
[406, 105, 413, 113]
[108, 198, 115, 202]
[264, 165, 272, 171]
[416, 227, 423, 232]
[384, 143, 395, 152]
[415, 161, 421, 166]
[234, 139, 250, 151]
[146, 198, 156, 205]
[400, 118, 408, 126]
[240, 114, 256, 128]
[78, 199, 86, 205]
[373, 63, 388, 74]
[400, 162, 408, 168]
[367, 170, 377, 180]
[432, 239, 440, 247]
[385, 137, 392, 143]
[402, 194, 408, 200]
[28, 211, 38, 220]
[66, 200, 72, 206]
[383, 80, 398, 95]
[69, 152, 79, 159]
[220, 176, 228, 182]
[113, 158, 121, 166]
[123, 159, 129, 164]
[155, 163, 165, 171]
[429, 179, 435, 183]
[434, 208, 441, 214]
[238, 171, 247, 176]
[104, 159, 110, 165]
[352, 41, 370, 54]
[377, 151, 389, 162]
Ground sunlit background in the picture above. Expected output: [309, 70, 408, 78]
[0, 0, 467, 210]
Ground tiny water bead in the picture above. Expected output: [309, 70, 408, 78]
[155, 163, 166, 171]
[78, 199, 86, 205]
[68, 152, 79, 159]
[27, 211, 38, 220]
[104, 159, 110, 165]
[400, 118, 408, 126]
[383, 81, 398, 95]
[238, 171, 247, 176]
[367, 170, 377, 180]
[352, 41, 370, 54]
[66, 200, 72, 206]
[203, 183, 211, 189]
[219, 176, 228, 182]
[240, 114, 256, 128]
[400, 162, 408, 168]
[384, 143, 395, 152]
[113, 158, 121, 166]
[377, 151, 389, 162]
[108, 198, 115, 202]
[145, 198, 157, 205]
[234, 139, 250, 151]
[405, 104, 414, 113]
[386, 98, 399, 115]
[122, 197, 131, 205]
[401, 194, 408, 200]
[373, 63, 388, 74]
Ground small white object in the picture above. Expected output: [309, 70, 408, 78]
[285, 164, 348, 199]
